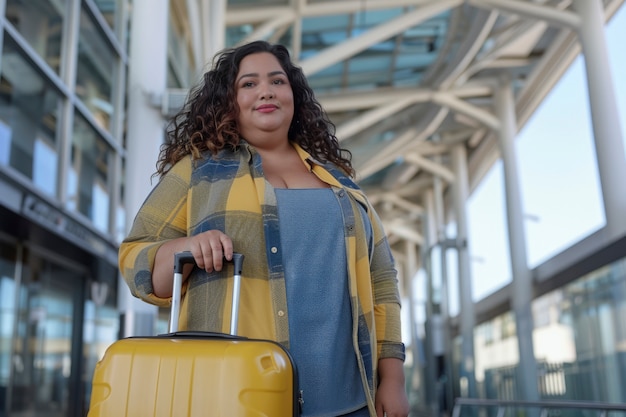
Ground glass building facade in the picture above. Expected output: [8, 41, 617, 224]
[471, 257, 626, 403]
[0, 1, 128, 415]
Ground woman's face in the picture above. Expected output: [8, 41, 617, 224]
[235, 52, 294, 146]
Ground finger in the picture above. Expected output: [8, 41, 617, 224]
[194, 239, 213, 272]
[208, 230, 232, 271]
[210, 231, 235, 271]
[210, 238, 224, 271]
[220, 234, 234, 261]
[187, 237, 206, 270]
[195, 231, 220, 272]
[202, 245, 215, 272]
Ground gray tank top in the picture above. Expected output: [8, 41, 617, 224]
[275, 188, 367, 417]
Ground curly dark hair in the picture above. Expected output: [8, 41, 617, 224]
[155, 40, 354, 178]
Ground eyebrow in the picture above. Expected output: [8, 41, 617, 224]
[236, 70, 287, 84]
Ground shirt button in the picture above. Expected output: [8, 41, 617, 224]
[271, 247, 278, 253]
[338, 190, 345, 197]
[278, 310, 285, 317]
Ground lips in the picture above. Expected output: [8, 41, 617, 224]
[256, 104, 278, 113]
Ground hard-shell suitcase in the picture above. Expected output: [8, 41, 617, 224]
[88, 252, 301, 417]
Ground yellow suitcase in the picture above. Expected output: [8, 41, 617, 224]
[88, 252, 301, 417]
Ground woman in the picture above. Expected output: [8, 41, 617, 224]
[119, 40, 409, 417]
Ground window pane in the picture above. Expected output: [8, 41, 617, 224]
[76, 8, 116, 132]
[517, 56, 605, 269]
[67, 113, 112, 233]
[115, 204, 126, 244]
[11, 249, 82, 415]
[116, 158, 126, 244]
[552, 260, 626, 402]
[0, 242, 18, 394]
[82, 261, 119, 411]
[0, 39, 62, 197]
[5, 0, 64, 75]
[167, 15, 194, 88]
[92, 0, 120, 33]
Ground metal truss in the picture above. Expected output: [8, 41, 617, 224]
[173, 0, 625, 300]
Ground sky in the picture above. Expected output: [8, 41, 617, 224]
[447, 4, 626, 313]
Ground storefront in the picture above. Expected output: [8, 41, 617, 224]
[0, 179, 119, 417]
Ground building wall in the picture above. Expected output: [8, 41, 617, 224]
[0, 0, 199, 413]
[0, 1, 128, 415]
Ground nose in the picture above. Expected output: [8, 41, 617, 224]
[260, 83, 274, 100]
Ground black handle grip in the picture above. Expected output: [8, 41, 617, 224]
[173, 251, 244, 274]
[173, 251, 195, 274]
[232, 253, 244, 275]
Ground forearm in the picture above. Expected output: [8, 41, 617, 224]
[153, 237, 194, 298]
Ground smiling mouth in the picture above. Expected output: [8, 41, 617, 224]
[256, 105, 278, 112]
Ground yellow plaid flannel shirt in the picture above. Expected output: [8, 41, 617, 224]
[119, 142, 405, 403]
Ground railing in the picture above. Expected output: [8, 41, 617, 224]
[452, 398, 626, 417]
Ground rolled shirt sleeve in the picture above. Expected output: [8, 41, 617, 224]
[118, 157, 192, 307]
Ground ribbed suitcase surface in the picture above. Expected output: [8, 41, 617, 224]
[88, 333, 298, 416]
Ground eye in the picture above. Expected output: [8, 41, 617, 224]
[242, 81, 255, 88]
[272, 78, 286, 85]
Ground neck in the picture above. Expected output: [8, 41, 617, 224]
[253, 140, 293, 158]
[240, 125, 291, 151]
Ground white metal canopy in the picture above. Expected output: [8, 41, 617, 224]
[171, 0, 624, 265]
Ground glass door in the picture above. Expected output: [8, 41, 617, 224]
[8, 247, 85, 417]
[0, 241, 18, 417]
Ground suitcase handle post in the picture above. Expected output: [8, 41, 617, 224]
[229, 253, 244, 335]
[170, 251, 244, 334]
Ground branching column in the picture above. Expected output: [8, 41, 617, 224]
[495, 78, 539, 402]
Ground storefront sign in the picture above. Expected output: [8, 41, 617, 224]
[21, 194, 117, 264]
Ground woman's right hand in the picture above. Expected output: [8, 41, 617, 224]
[187, 230, 234, 273]
[152, 230, 233, 297]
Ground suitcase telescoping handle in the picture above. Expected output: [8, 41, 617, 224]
[169, 251, 245, 335]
